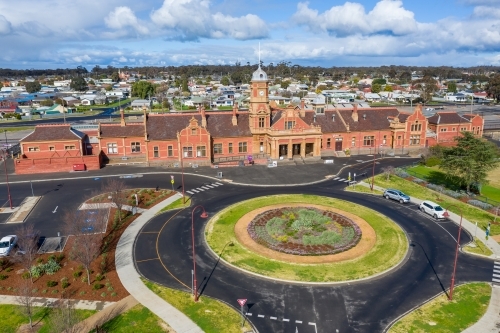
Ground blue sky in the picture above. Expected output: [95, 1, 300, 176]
[1, 0, 500, 70]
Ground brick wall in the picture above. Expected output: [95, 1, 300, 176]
[14, 155, 101, 174]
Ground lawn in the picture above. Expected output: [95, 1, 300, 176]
[463, 237, 493, 256]
[373, 174, 500, 236]
[344, 183, 384, 195]
[0, 304, 96, 333]
[143, 279, 253, 333]
[157, 197, 191, 214]
[388, 282, 491, 333]
[206, 194, 408, 282]
[3, 126, 35, 132]
[95, 304, 170, 333]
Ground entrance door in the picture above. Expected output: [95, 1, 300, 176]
[335, 140, 343, 151]
[279, 144, 288, 157]
[293, 144, 301, 156]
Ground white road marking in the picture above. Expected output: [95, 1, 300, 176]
[204, 185, 214, 188]
[201, 186, 210, 190]
[258, 315, 265, 318]
[52, 206, 58, 213]
[270, 317, 277, 320]
[493, 278, 500, 283]
[211, 183, 219, 187]
[309, 322, 318, 333]
[191, 189, 199, 193]
[246, 313, 252, 316]
[333, 177, 339, 180]
[338, 178, 345, 181]
[493, 273, 500, 278]
[196, 188, 205, 191]
[493, 269, 500, 274]
[186, 191, 193, 195]
[295, 320, 302, 324]
[215, 182, 223, 185]
[283, 319, 290, 322]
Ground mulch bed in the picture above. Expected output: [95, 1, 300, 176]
[0, 188, 172, 302]
[85, 188, 175, 210]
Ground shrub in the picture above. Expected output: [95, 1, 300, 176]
[5, 267, 13, 272]
[412, 178, 425, 184]
[43, 259, 61, 275]
[61, 277, 70, 289]
[425, 156, 442, 167]
[92, 283, 103, 290]
[468, 200, 493, 210]
[426, 183, 444, 192]
[30, 265, 44, 278]
[56, 254, 65, 263]
[73, 271, 82, 278]
[100, 292, 107, 298]
[51, 290, 58, 294]
[46, 280, 57, 287]
[36, 258, 44, 264]
[0, 274, 7, 280]
[443, 189, 464, 199]
[42, 289, 47, 294]
[6, 286, 12, 291]
[111, 292, 117, 297]
[21, 272, 31, 280]
[394, 168, 409, 178]
[107, 286, 114, 291]
[95, 274, 104, 281]
[47, 254, 56, 262]
[32, 289, 38, 293]
[81, 276, 88, 283]
[80, 291, 86, 295]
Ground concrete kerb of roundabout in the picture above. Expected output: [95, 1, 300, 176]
[203, 194, 412, 286]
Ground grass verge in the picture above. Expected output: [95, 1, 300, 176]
[143, 279, 252, 333]
[158, 197, 191, 214]
[206, 194, 408, 282]
[94, 304, 169, 333]
[3, 126, 35, 132]
[388, 282, 491, 333]
[373, 175, 499, 236]
[463, 237, 494, 256]
[0, 304, 96, 333]
[344, 183, 384, 195]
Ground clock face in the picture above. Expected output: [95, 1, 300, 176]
[259, 90, 264, 96]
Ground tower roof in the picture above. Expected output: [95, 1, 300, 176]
[252, 66, 268, 82]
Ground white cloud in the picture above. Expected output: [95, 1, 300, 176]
[150, 0, 268, 40]
[292, 0, 418, 37]
[0, 15, 12, 35]
[472, 5, 500, 18]
[105, 6, 148, 35]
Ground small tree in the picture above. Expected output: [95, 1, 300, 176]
[382, 166, 395, 181]
[64, 209, 108, 285]
[102, 179, 128, 223]
[16, 278, 37, 330]
[13, 224, 40, 283]
[47, 297, 85, 333]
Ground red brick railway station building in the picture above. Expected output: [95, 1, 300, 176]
[14, 67, 484, 175]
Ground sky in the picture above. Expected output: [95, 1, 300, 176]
[1, 0, 500, 70]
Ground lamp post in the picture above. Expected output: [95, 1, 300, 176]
[443, 205, 463, 301]
[191, 205, 208, 302]
[1, 149, 13, 209]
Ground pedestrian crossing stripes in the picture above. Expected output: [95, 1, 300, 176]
[493, 262, 500, 283]
[186, 183, 223, 196]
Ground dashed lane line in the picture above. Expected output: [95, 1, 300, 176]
[258, 315, 265, 318]
[186, 191, 194, 195]
[270, 317, 277, 320]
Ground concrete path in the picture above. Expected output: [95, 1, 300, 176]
[0, 294, 115, 310]
[462, 284, 500, 333]
[79, 202, 147, 214]
[3, 196, 41, 223]
[115, 192, 203, 333]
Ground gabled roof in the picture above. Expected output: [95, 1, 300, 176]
[427, 112, 470, 125]
[100, 123, 145, 138]
[338, 108, 400, 131]
[20, 125, 85, 142]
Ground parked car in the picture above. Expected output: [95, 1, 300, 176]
[0, 235, 18, 256]
[383, 189, 410, 203]
[419, 200, 446, 219]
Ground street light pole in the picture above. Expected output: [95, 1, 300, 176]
[443, 205, 463, 301]
[191, 205, 208, 302]
[1, 151, 13, 209]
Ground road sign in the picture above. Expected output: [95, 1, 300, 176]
[171, 179, 174, 184]
[237, 299, 247, 307]
[171, 175, 174, 180]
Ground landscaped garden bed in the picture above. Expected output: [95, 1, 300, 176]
[86, 188, 175, 209]
[247, 207, 361, 255]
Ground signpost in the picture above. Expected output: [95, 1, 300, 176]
[170, 175, 174, 191]
[237, 299, 247, 327]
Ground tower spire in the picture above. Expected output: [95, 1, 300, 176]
[258, 42, 261, 68]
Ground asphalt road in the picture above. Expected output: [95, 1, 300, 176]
[0, 162, 494, 333]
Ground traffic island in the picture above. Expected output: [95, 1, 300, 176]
[205, 194, 408, 283]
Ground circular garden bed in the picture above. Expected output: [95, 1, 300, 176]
[248, 207, 361, 255]
[205, 195, 408, 283]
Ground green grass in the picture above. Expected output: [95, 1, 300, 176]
[374, 174, 500, 236]
[143, 279, 253, 333]
[463, 237, 494, 256]
[344, 183, 384, 195]
[95, 304, 167, 333]
[76, 98, 132, 110]
[157, 197, 191, 214]
[206, 194, 408, 282]
[2, 126, 35, 132]
[389, 282, 491, 333]
[0, 304, 96, 333]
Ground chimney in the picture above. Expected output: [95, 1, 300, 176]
[232, 101, 238, 126]
[120, 108, 125, 126]
[352, 103, 358, 122]
[300, 99, 305, 110]
[201, 105, 207, 128]
[332, 114, 335, 122]
[313, 114, 316, 123]
[143, 105, 148, 125]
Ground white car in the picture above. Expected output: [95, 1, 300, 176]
[0, 235, 18, 256]
[419, 200, 446, 219]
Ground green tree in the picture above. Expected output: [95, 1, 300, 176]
[40, 99, 54, 107]
[413, 76, 438, 103]
[220, 76, 230, 86]
[281, 80, 290, 89]
[384, 85, 393, 92]
[447, 81, 457, 93]
[372, 78, 387, 85]
[111, 71, 120, 83]
[70, 76, 88, 91]
[25, 81, 41, 93]
[132, 81, 156, 99]
[440, 132, 499, 193]
[371, 83, 382, 93]
[486, 74, 500, 102]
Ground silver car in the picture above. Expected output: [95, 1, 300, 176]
[0, 235, 18, 256]
[383, 189, 411, 204]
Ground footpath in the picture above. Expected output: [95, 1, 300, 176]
[357, 181, 500, 332]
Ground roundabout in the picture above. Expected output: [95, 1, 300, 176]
[206, 195, 408, 282]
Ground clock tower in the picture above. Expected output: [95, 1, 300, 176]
[249, 65, 270, 134]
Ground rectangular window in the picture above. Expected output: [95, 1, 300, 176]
[183, 146, 193, 158]
[259, 117, 265, 128]
[327, 138, 331, 148]
[285, 121, 295, 130]
[49, 146, 55, 151]
[167, 146, 173, 157]
[363, 136, 375, 146]
[461, 127, 467, 131]
[28, 147, 39, 152]
[351, 137, 356, 147]
[315, 107, 324, 114]
[213, 143, 223, 154]
[131, 142, 141, 153]
[452, 128, 456, 131]
[153, 146, 159, 158]
[228, 143, 233, 154]
[238, 142, 247, 153]
[440, 128, 447, 132]
[191, 128, 197, 135]
[411, 123, 422, 131]
[197, 146, 206, 157]
[410, 135, 420, 145]
[64, 145, 76, 150]
[107, 143, 118, 154]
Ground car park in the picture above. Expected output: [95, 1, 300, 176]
[383, 189, 410, 203]
[419, 200, 446, 219]
[0, 235, 18, 256]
